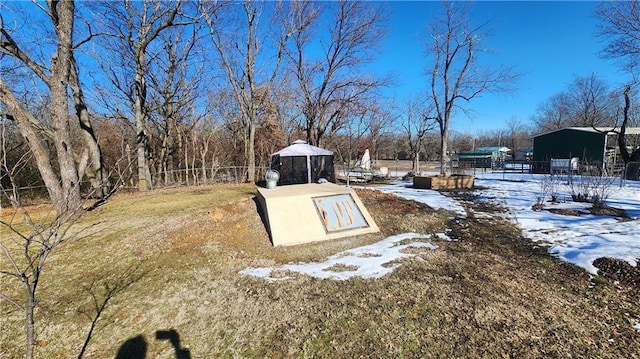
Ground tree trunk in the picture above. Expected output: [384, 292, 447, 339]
[49, 0, 82, 213]
[0, 81, 63, 207]
[306, 120, 315, 146]
[618, 86, 640, 180]
[191, 132, 198, 184]
[177, 129, 184, 184]
[134, 63, 151, 191]
[69, 60, 108, 197]
[166, 118, 177, 185]
[439, 126, 449, 176]
[25, 285, 35, 359]
[184, 131, 190, 186]
[159, 88, 177, 185]
[201, 138, 209, 184]
[247, 122, 256, 183]
[157, 135, 168, 185]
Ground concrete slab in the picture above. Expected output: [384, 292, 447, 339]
[256, 183, 380, 246]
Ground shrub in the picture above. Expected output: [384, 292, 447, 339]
[567, 164, 615, 209]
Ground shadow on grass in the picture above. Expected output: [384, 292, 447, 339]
[156, 329, 191, 359]
[115, 335, 147, 359]
[77, 264, 148, 359]
[115, 329, 190, 359]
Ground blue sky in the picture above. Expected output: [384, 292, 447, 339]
[375, 1, 631, 134]
[1, 1, 628, 137]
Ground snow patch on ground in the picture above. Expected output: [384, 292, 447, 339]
[241, 232, 442, 281]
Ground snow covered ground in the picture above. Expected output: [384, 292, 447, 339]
[242, 172, 639, 281]
[473, 172, 640, 274]
[377, 171, 640, 275]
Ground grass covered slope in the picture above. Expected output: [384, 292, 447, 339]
[1, 184, 638, 358]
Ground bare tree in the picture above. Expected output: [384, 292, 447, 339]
[532, 74, 617, 133]
[505, 115, 533, 156]
[1, 151, 132, 359]
[202, 0, 292, 183]
[597, 0, 640, 74]
[328, 103, 376, 186]
[0, 1, 90, 214]
[617, 85, 640, 164]
[0, 205, 83, 359]
[533, 92, 574, 133]
[0, 114, 37, 207]
[146, 17, 207, 186]
[91, 0, 186, 191]
[400, 96, 437, 173]
[597, 1, 640, 178]
[569, 73, 613, 127]
[426, 1, 518, 175]
[366, 101, 396, 164]
[286, 0, 389, 148]
[1, 109, 84, 359]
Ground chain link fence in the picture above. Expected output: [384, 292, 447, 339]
[0, 165, 269, 208]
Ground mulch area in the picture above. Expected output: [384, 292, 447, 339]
[594, 257, 640, 288]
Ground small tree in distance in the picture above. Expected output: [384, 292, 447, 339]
[400, 95, 437, 173]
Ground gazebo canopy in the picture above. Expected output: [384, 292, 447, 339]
[272, 140, 333, 157]
[271, 140, 335, 185]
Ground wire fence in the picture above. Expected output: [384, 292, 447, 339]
[2, 161, 638, 209]
[138, 165, 271, 189]
[456, 158, 640, 178]
[0, 166, 270, 208]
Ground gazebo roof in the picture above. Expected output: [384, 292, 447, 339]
[272, 140, 333, 157]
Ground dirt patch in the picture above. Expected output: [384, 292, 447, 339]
[356, 188, 452, 237]
[589, 205, 630, 218]
[544, 205, 630, 219]
[356, 188, 436, 215]
[547, 208, 585, 216]
[594, 257, 640, 288]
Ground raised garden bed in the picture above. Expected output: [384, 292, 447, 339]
[413, 174, 475, 190]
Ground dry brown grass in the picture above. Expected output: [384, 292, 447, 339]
[1, 184, 639, 358]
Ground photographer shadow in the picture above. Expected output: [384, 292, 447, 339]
[115, 329, 190, 359]
[115, 335, 147, 359]
[156, 329, 191, 359]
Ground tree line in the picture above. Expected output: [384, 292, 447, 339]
[1, 0, 639, 213]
